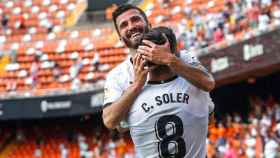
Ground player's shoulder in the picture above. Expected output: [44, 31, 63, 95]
[179, 49, 199, 64]
[106, 57, 131, 80]
[179, 49, 196, 58]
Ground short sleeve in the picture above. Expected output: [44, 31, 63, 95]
[103, 73, 123, 106]
[179, 50, 200, 64]
[207, 94, 215, 114]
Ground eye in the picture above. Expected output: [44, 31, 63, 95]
[131, 16, 141, 23]
[119, 21, 128, 30]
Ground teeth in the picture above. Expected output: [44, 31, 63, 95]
[131, 33, 140, 38]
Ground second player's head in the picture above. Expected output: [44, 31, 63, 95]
[142, 27, 177, 54]
[113, 4, 151, 49]
[141, 26, 178, 66]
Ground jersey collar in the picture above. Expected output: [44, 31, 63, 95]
[147, 75, 178, 85]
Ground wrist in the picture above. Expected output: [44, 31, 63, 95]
[167, 54, 178, 67]
[130, 82, 144, 94]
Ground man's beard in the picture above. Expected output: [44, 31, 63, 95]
[122, 25, 149, 49]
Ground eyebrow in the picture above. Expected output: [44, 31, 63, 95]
[130, 15, 141, 21]
[118, 15, 143, 28]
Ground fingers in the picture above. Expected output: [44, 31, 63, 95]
[137, 46, 151, 55]
[137, 48, 148, 55]
[142, 40, 156, 48]
[139, 57, 146, 69]
[132, 54, 137, 65]
[141, 54, 152, 62]
[133, 54, 146, 71]
[137, 38, 171, 65]
[138, 45, 152, 52]
[141, 67, 149, 76]
[132, 54, 149, 87]
[137, 46, 152, 61]
[133, 54, 141, 68]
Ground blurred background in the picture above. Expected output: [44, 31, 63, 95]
[0, 0, 279, 157]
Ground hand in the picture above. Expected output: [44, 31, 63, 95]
[137, 35, 175, 65]
[132, 54, 149, 89]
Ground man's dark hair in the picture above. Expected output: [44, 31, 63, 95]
[142, 26, 177, 54]
[112, 4, 149, 34]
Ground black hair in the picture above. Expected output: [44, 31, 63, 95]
[142, 26, 177, 54]
[112, 4, 149, 34]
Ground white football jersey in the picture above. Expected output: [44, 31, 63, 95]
[103, 51, 214, 158]
[103, 50, 214, 110]
[128, 76, 209, 158]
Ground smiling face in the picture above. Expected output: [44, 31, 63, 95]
[115, 9, 150, 49]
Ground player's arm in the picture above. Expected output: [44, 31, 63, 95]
[138, 40, 215, 92]
[167, 55, 215, 92]
[102, 54, 149, 129]
[103, 83, 142, 129]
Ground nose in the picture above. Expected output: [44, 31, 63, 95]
[128, 24, 133, 31]
[127, 21, 135, 31]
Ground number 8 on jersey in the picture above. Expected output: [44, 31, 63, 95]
[155, 115, 186, 158]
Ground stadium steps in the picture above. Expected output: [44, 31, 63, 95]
[0, 133, 16, 158]
[64, 0, 87, 28]
[0, 55, 10, 74]
[67, 19, 113, 31]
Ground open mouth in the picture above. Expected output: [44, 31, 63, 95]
[127, 26, 144, 40]
[130, 32, 142, 39]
